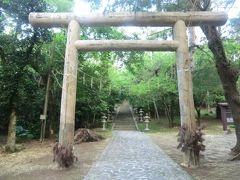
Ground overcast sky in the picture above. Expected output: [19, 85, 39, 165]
[73, 0, 239, 42]
[74, 0, 240, 18]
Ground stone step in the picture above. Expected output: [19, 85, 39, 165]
[114, 127, 137, 131]
[113, 120, 134, 123]
[115, 118, 134, 120]
[114, 110, 137, 130]
[115, 118, 133, 120]
[114, 125, 136, 127]
[114, 122, 135, 125]
[115, 121, 135, 123]
[115, 125, 136, 128]
[114, 125, 136, 128]
[114, 121, 135, 124]
[114, 127, 136, 130]
[114, 122, 137, 130]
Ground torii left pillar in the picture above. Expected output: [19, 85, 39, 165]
[59, 20, 80, 145]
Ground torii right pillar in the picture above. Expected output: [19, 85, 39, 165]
[174, 20, 197, 168]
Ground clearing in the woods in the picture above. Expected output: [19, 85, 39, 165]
[0, 104, 239, 180]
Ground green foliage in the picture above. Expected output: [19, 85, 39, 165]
[44, 0, 73, 11]
[96, 0, 239, 115]
[0, 0, 51, 137]
[229, 15, 240, 42]
[0, 0, 52, 34]
[0, 0, 238, 140]
[223, 39, 240, 66]
[138, 117, 181, 133]
[16, 126, 34, 140]
[75, 52, 117, 128]
[102, 0, 193, 13]
[129, 52, 178, 108]
[193, 45, 224, 108]
[109, 51, 179, 127]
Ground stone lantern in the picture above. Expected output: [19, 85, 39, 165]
[101, 114, 107, 130]
[144, 113, 150, 131]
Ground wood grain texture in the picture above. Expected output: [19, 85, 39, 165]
[29, 11, 228, 27]
[74, 40, 179, 51]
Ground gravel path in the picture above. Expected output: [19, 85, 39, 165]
[84, 131, 192, 180]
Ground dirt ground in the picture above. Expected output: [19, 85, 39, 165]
[1, 121, 240, 180]
[0, 138, 110, 180]
[151, 129, 240, 180]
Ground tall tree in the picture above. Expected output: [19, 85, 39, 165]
[0, 0, 51, 151]
[192, 0, 240, 157]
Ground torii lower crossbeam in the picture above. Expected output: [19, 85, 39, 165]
[74, 40, 179, 51]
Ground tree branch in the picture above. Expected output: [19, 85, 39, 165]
[193, 44, 214, 63]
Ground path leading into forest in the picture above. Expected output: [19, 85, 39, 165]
[113, 101, 137, 131]
[84, 131, 192, 180]
[84, 101, 192, 180]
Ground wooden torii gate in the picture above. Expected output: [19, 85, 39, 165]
[29, 11, 227, 166]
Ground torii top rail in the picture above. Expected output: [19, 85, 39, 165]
[29, 12, 227, 146]
[29, 12, 227, 27]
[29, 12, 227, 52]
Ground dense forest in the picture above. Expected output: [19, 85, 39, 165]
[0, 0, 239, 155]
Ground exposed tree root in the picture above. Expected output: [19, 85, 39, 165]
[231, 146, 239, 152]
[177, 124, 205, 168]
[74, 128, 104, 144]
[53, 143, 77, 168]
[228, 152, 240, 161]
[228, 145, 240, 161]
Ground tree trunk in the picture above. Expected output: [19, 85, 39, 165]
[92, 113, 96, 127]
[196, 108, 201, 126]
[40, 74, 51, 142]
[206, 90, 211, 113]
[196, 108, 201, 119]
[174, 20, 198, 168]
[201, 25, 240, 154]
[6, 109, 16, 152]
[170, 98, 175, 126]
[153, 100, 160, 121]
[48, 90, 56, 139]
[164, 102, 174, 128]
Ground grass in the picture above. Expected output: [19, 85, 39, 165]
[94, 127, 113, 139]
[200, 117, 223, 135]
[95, 109, 232, 137]
[137, 113, 230, 136]
[137, 117, 180, 134]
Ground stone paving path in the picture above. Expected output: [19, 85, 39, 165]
[84, 131, 192, 180]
